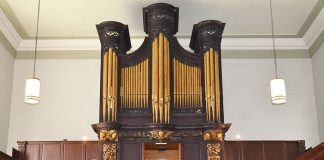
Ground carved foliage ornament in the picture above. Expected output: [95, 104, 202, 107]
[149, 130, 173, 142]
[103, 144, 117, 160]
[100, 130, 118, 142]
[207, 143, 221, 160]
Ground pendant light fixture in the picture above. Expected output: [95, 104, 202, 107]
[25, 0, 41, 104]
[269, 0, 287, 105]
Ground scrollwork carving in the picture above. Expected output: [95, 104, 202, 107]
[207, 143, 221, 160]
[103, 144, 117, 160]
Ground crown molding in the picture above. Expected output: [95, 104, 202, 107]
[304, 7, 324, 47]
[0, 9, 21, 49]
[304, 7, 324, 53]
[1, 7, 323, 59]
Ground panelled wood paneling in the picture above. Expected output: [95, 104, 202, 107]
[18, 141, 99, 160]
[18, 140, 305, 160]
[263, 142, 285, 160]
[63, 143, 83, 160]
[42, 143, 61, 160]
[224, 141, 305, 160]
[25, 144, 40, 160]
[224, 142, 240, 160]
[241, 142, 263, 160]
[85, 142, 100, 160]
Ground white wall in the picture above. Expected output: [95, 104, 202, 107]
[223, 59, 319, 148]
[0, 42, 15, 153]
[312, 43, 324, 142]
[7, 58, 320, 153]
[7, 59, 100, 153]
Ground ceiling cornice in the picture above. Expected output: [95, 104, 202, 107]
[0, 9, 22, 49]
[0, 6, 323, 59]
[303, 7, 324, 52]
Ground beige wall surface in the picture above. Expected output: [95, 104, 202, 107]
[223, 59, 319, 148]
[6, 57, 320, 154]
[312, 43, 324, 142]
[0, 41, 15, 153]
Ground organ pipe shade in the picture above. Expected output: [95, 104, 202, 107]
[270, 78, 286, 105]
[25, 78, 40, 104]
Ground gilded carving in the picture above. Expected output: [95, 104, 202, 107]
[149, 130, 173, 142]
[204, 130, 223, 142]
[207, 143, 221, 160]
[103, 144, 117, 160]
[100, 130, 118, 142]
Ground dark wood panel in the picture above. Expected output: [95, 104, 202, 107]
[122, 143, 141, 160]
[263, 142, 285, 160]
[182, 143, 201, 160]
[224, 141, 240, 160]
[285, 141, 302, 160]
[25, 144, 40, 160]
[41, 143, 61, 160]
[63, 143, 83, 160]
[241, 142, 263, 160]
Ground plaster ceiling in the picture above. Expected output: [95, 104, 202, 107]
[3, 0, 320, 39]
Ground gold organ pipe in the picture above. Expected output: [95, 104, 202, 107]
[153, 37, 159, 123]
[215, 51, 220, 121]
[204, 51, 210, 121]
[102, 52, 108, 121]
[121, 68, 124, 107]
[158, 33, 164, 123]
[152, 39, 155, 121]
[209, 48, 215, 121]
[145, 59, 148, 108]
[174, 59, 177, 107]
[135, 64, 139, 108]
[163, 35, 168, 123]
[111, 51, 115, 121]
[113, 52, 118, 121]
[140, 61, 143, 108]
[107, 48, 113, 122]
[198, 68, 201, 108]
[167, 40, 170, 123]
[126, 67, 129, 108]
[131, 66, 135, 107]
[193, 67, 197, 107]
[180, 61, 184, 108]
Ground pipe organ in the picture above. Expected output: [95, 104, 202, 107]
[93, 3, 231, 160]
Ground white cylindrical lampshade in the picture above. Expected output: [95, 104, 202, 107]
[270, 78, 287, 104]
[25, 77, 40, 104]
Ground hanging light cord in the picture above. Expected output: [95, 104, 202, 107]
[269, 0, 278, 78]
[33, 0, 41, 78]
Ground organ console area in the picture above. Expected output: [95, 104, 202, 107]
[5, 3, 323, 160]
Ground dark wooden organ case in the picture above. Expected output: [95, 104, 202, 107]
[92, 3, 230, 160]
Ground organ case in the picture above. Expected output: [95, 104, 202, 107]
[93, 3, 230, 160]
